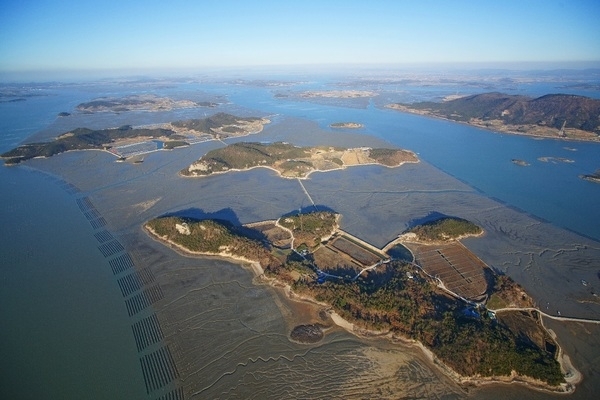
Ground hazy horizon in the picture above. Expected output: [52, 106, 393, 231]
[1, 0, 599, 82]
[2, 61, 600, 84]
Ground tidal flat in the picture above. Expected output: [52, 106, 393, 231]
[29, 117, 600, 399]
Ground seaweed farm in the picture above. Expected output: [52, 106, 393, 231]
[313, 233, 389, 277]
[407, 242, 488, 301]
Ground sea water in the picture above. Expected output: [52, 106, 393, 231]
[1, 78, 599, 399]
[226, 86, 600, 241]
[0, 90, 148, 399]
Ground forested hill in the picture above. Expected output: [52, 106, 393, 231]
[398, 92, 600, 135]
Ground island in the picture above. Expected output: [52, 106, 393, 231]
[1, 113, 270, 165]
[511, 159, 530, 167]
[144, 211, 572, 392]
[300, 90, 377, 99]
[387, 92, 600, 142]
[580, 169, 600, 184]
[181, 142, 418, 178]
[330, 122, 364, 129]
[537, 157, 574, 164]
[76, 94, 217, 113]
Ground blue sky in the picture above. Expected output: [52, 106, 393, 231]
[1, 0, 599, 74]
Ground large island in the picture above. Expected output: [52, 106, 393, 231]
[387, 92, 600, 142]
[144, 210, 573, 393]
[1, 113, 270, 165]
[76, 94, 217, 113]
[181, 142, 418, 178]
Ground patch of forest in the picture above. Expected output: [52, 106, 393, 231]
[397, 92, 600, 134]
[1, 125, 175, 164]
[407, 217, 482, 241]
[145, 211, 564, 386]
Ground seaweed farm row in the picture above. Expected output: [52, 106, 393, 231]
[42, 170, 183, 400]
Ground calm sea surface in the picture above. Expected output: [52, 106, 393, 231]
[1, 80, 599, 399]
[0, 91, 147, 398]
[226, 85, 600, 241]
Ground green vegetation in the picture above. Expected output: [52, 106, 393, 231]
[182, 141, 418, 177]
[145, 210, 563, 386]
[1, 126, 175, 164]
[368, 148, 416, 167]
[171, 112, 260, 133]
[293, 261, 563, 385]
[145, 216, 282, 271]
[278, 211, 337, 248]
[163, 140, 189, 150]
[182, 142, 314, 176]
[486, 293, 508, 310]
[408, 217, 482, 241]
[1, 113, 264, 165]
[400, 92, 600, 134]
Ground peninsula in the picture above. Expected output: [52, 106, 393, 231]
[181, 142, 418, 178]
[144, 211, 571, 392]
[1, 113, 269, 165]
[387, 92, 600, 142]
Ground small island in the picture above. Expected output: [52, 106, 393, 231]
[300, 90, 377, 99]
[537, 157, 574, 164]
[1, 113, 269, 165]
[387, 92, 600, 142]
[181, 142, 418, 178]
[580, 169, 600, 184]
[511, 159, 530, 167]
[144, 211, 573, 392]
[330, 122, 364, 129]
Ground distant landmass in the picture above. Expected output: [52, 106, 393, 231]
[77, 94, 217, 113]
[181, 142, 418, 178]
[300, 90, 377, 98]
[387, 92, 600, 141]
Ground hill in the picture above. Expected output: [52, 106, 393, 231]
[182, 142, 418, 178]
[1, 113, 269, 165]
[1, 125, 175, 165]
[144, 212, 565, 388]
[406, 217, 483, 242]
[388, 92, 600, 141]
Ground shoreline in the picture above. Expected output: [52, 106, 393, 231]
[385, 104, 600, 143]
[181, 157, 420, 180]
[330, 122, 364, 129]
[143, 224, 576, 395]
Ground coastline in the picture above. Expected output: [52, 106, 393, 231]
[181, 156, 420, 180]
[143, 224, 575, 395]
[385, 104, 600, 143]
[330, 122, 364, 129]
